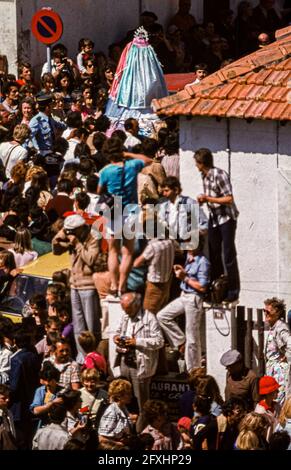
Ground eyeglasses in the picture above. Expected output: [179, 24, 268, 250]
[87, 64, 94, 68]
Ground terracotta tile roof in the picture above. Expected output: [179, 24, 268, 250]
[152, 26, 291, 121]
[164, 73, 197, 92]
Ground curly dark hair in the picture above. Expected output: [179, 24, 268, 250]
[221, 397, 247, 417]
[142, 399, 168, 426]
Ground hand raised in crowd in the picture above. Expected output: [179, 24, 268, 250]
[67, 234, 78, 246]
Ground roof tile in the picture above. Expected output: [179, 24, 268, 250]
[243, 101, 271, 119]
[275, 57, 291, 70]
[226, 100, 253, 119]
[155, 25, 291, 121]
[246, 69, 273, 85]
[264, 86, 290, 102]
[279, 104, 291, 120]
[264, 70, 291, 86]
[206, 99, 235, 117]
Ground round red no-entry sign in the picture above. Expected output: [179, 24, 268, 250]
[31, 8, 63, 45]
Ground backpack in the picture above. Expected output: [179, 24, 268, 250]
[205, 275, 229, 304]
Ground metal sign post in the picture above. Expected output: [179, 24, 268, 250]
[46, 45, 51, 73]
[31, 7, 63, 71]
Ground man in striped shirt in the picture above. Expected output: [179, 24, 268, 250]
[194, 148, 240, 303]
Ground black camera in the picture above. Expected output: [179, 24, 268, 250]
[119, 336, 128, 348]
[64, 228, 75, 236]
[124, 348, 137, 369]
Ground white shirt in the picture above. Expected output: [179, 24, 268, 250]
[87, 192, 100, 214]
[124, 132, 141, 151]
[0, 142, 27, 178]
[8, 249, 38, 268]
[63, 138, 80, 161]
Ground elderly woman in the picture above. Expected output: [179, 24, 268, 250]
[98, 378, 136, 449]
[263, 297, 291, 404]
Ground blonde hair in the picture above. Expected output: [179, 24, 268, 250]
[279, 396, 291, 426]
[108, 379, 132, 402]
[81, 368, 100, 382]
[25, 165, 44, 182]
[13, 123, 31, 143]
[236, 430, 260, 450]
[10, 161, 27, 182]
[239, 412, 269, 435]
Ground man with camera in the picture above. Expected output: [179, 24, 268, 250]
[113, 292, 164, 432]
[41, 43, 78, 80]
[52, 214, 101, 357]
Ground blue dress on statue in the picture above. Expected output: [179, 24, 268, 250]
[105, 27, 168, 134]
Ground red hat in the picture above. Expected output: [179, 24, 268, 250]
[177, 417, 191, 432]
[82, 352, 107, 375]
[259, 376, 280, 395]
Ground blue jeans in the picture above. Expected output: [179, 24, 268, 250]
[71, 288, 101, 353]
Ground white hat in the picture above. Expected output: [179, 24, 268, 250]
[63, 214, 86, 230]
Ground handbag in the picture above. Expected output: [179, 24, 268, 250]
[206, 275, 229, 304]
[98, 191, 115, 209]
[4, 144, 20, 172]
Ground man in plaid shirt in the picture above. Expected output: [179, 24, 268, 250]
[194, 148, 240, 302]
[44, 338, 81, 390]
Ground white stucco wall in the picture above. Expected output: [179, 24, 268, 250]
[0, 0, 197, 78]
[180, 116, 291, 311]
[15, 0, 141, 77]
[0, 0, 17, 74]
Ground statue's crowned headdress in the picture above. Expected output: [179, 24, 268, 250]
[133, 26, 149, 47]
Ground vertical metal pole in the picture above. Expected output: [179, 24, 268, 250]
[47, 45, 51, 73]
[257, 309, 265, 376]
[245, 308, 253, 369]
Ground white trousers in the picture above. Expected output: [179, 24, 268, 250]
[157, 292, 203, 371]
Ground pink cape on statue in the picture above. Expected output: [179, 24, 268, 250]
[109, 41, 132, 100]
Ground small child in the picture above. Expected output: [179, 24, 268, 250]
[77, 38, 94, 74]
[80, 368, 108, 428]
[177, 417, 193, 449]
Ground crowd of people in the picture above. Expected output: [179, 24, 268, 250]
[0, 0, 291, 452]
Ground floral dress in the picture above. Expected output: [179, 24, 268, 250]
[265, 319, 290, 404]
